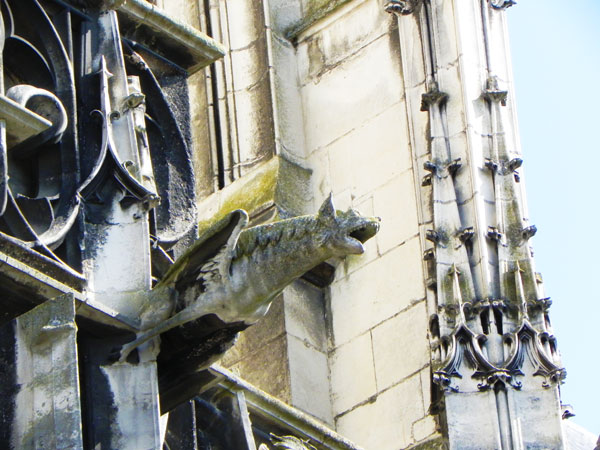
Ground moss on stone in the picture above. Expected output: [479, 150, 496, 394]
[195, 155, 312, 239]
[408, 435, 448, 450]
[286, 0, 353, 41]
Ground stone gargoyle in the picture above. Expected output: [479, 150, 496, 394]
[117, 195, 380, 362]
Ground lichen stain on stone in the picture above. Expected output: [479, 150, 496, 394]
[196, 156, 311, 238]
[286, 0, 353, 40]
[408, 435, 448, 450]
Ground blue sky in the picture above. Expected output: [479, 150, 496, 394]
[508, 0, 600, 436]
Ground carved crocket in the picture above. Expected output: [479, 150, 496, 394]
[118, 195, 380, 362]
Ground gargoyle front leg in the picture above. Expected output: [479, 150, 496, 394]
[118, 307, 202, 363]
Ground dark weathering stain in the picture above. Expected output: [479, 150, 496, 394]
[0, 320, 17, 446]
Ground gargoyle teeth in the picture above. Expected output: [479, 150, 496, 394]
[348, 222, 379, 243]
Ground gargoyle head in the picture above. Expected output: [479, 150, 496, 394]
[317, 194, 380, 256]
[269, 434, 317, 450]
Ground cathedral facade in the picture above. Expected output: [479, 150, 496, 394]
[0, 0, 593, 448]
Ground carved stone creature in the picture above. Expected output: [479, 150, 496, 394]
[118, 195, 380, 362]
[259, 434, 317, 450]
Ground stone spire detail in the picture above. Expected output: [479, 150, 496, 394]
[387, 0, 567, 447]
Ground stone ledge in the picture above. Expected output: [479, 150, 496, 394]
[211, 365, 364, 450]
[285, 0, 354, 42]
[109, 0, 225, 73]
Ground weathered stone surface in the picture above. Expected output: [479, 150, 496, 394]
[336, 373, 425, 450]
[330, 237, 426, 346]
[330, 332, 377, 415]
[373, 170, 420, 254]
[327, 103, 412, 197]
[283, 281, 327, 352]
[412, 415, 438, 443]
[267, 0, 303, 34]
[101, 362, 161, 450]
[233, 75, 276, 173]
[221, 294, 286, 367]
[296, 0, 396, 81]
[225, 0, 267, 51]
[372, 301, 429, 391]
[271, 35, 308, 162]
[300, 35, 404, 153]
[188, 69, 218, 199]
[7, 295, 83, 450]
[230, 36, 270, 91]
[288, 335, 333, 424]
[230, 334, 292, 404]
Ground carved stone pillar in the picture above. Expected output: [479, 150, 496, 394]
[387, 0, 566, 448]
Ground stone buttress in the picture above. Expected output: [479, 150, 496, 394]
[385, 0, 566, 448]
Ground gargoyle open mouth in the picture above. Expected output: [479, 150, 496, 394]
[349, 220, 380, 244]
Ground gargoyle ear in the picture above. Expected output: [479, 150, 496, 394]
[318, 194, 336, 222]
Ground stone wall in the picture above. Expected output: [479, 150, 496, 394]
[164, 0, 440, 447]
[290, 1, 437, 447]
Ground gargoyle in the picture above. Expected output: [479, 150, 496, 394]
[118, 195, 380, 362]
[259, 434, 317, 450]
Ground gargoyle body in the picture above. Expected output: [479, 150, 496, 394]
[118, 196, 379, 362]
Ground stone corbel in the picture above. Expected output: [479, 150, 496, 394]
[421, 86, 449, 111]
[384, 0, 422, 15]
[490, 0, 517, 10]
[484, 76, 508, 105]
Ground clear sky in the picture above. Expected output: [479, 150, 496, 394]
[507, 0, 600, 436]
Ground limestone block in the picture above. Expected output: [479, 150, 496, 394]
[159, 0, 200, 28]
[233, 77, 276, 172]
[372, 301, 429, 391]
[330, 237, 426, 346]
[267, 0, 303, 35]
[332, 189, 353, 212]
[336, 373, 424, 450]
[300, 36, 404, 153]
[299, 0, 395, 82]
[226, 0, 266, 51]
[419, 367, 431, 411]
[229, 334, 292, 404]
[188, 70, 216, 199]
[330, 332, 377, 415]
[373, 171, 420, 255]
[326, 102, 412, 197]
[101, 362, 161, 450]
[288, 335, 333, 424]
[412, 415, 437, 443]
[230, 38, 269, 91]
[221, 294, 286, 367]
[283, 281, 327, 352]
[271, 35, 308, 160]
[308, 147, 332, 204]
[444, 390, 503, 449]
